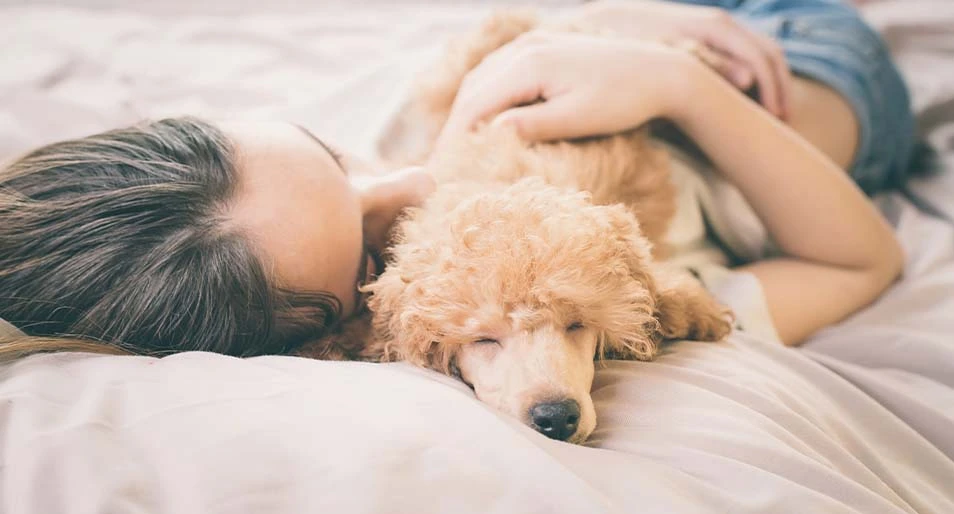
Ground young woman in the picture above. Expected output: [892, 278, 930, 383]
[0, 0, 913, 358]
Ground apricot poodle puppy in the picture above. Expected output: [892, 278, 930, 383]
[304, 12, 733, 444]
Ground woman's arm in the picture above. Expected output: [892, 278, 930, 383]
[564, 0, 793, 119]
[783, 76, 859, 172]
[672, 60, 902, 344]
[440, 34, 903, 345]
[565, 1, 862, 172]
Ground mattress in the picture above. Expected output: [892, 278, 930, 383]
[1, 1, 953, 513]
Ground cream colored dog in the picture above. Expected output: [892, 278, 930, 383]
[303, 12, 733, 444]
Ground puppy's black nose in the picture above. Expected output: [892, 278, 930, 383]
[530, 399, 580, 441]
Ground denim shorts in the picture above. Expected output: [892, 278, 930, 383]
[668, 0, 916, 194]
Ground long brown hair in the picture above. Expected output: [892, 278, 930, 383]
[0, 117, 340, 359]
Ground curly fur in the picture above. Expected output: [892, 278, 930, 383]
[367, 129, 732, 368]
[302, 11, 733, 442]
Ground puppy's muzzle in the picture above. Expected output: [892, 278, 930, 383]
[530, 399, 581, 441]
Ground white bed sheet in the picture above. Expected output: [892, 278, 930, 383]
[2, 2, 954, 513]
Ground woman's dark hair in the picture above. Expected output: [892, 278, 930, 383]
[0, 117, 341, 358]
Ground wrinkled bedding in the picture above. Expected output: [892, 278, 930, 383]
[2, 1, 954, 513]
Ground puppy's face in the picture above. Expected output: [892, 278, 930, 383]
[455, 318, 600, 443]
[366, 179, 664, 443]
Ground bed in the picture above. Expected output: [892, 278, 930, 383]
[1, 1, 953, 512]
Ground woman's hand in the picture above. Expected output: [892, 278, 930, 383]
[565, 0, 791, 118]
[440, 25, 901, 345]
[439, 31, 698, 143]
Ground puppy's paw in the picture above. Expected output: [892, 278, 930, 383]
[653, 268, 734, 343]
[657, 297, 733, 342]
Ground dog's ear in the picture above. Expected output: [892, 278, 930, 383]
[597, 205, 663, 361]
[650, 266, 734, 343]
[362, 248, 460, 374]
[598, 205, 732, 361]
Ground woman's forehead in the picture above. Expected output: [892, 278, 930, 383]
[221, 121, 366, 313]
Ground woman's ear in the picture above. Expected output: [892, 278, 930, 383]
[650, 265, 734, 343]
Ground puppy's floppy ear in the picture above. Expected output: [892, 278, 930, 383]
[362, 248, 460, 374]
[598, 205, 732, 361]
[597, 205, 663, 361]
[362, 268, 425, 365]
[651, 266, 733, 343]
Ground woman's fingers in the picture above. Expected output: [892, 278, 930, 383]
[439, 59, 542, 145]
[755, 31, 792, 118]
[439, 31, 696, 146]
[441, 77, 542, 139]
[493, 95, 583, 142]
[703, 28, 779, 116]
[725, 60, 756, 90]
[564, 2, 793, 118]
[438, 34, 565, 141]
[698, 14, 789, 118]
[675, 39, 755, 90]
